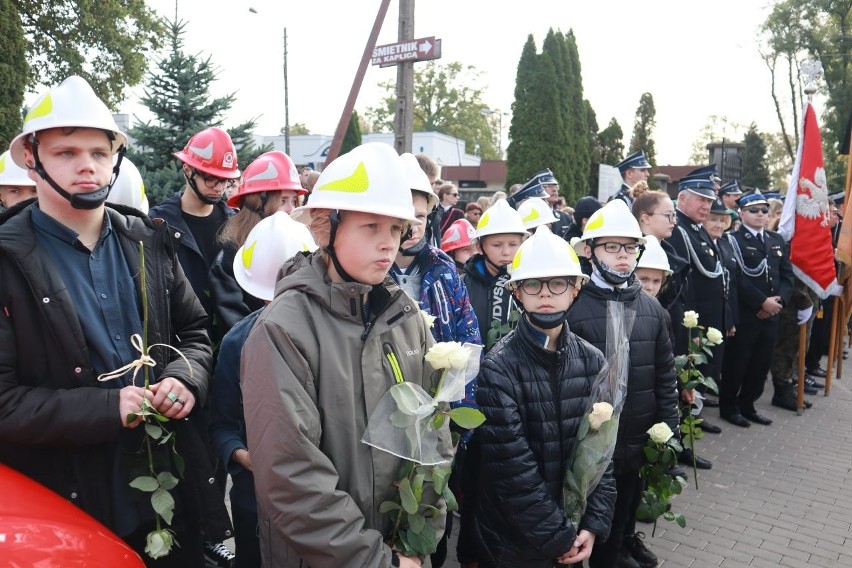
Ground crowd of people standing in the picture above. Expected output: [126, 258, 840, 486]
[0, 75, 843, 568]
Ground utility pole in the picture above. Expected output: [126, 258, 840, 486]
[394, 0, 414, 154]
[283, 27, 290, 154]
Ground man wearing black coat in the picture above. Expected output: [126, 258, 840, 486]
[721, 190, 794, 427]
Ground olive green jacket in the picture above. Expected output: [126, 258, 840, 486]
[242, 251, 449, 567]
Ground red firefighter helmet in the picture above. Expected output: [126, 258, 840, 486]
[227, 151, 305, 207]
[441, 218, 477, 253]
[174, 127, 241, 179]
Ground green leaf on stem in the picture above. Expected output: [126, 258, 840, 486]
[157, 471, 179, 491]
[644, 446, 659, 462]
[379, 500, 402, 513]
[145, 423, 163, 440]
[399, 478, 418, 515]
[442, 486, 458, 512]
[448, 407, 486, 429]
[151, 488, 175, 525]
[130, 475, 159, 492]
[408, 513, 426, 535]
[172, 452, 185, 478]
[676, 514, 687, 528]
[412, 473, 425, 502]
[432, 412, 446, 430]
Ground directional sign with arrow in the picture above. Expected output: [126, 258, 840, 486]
[371, 36, 442, 67]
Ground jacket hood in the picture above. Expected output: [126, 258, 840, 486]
[274, 250, 408, 324]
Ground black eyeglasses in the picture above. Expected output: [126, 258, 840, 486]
[519, 277, 572, 295]
[594, 242, 642, 254]
[448, 192, 459, 197]
[194, 169, 238, 190]
[652, 212, 676, 222]
[745, 207, 769, 214]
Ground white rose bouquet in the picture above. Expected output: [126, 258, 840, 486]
[637, 422, 686, 534]
[563, 302, 631, 527]
[362, 341, 484, 557]
[673, 313, 722, 489]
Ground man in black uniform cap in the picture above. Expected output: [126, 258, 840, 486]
[721, 190, 794, 427]
[610, 150, 652, 208]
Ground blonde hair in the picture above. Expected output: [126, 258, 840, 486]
[489, 191, 507, 207]
[768, 198, 784, 231]
[308, 208, 332, 249]
[219, 192, 284, 247]
[631, 181, 650, 199]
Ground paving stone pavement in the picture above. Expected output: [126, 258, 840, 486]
[444, 358, 852, 567]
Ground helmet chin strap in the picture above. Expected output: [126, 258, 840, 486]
[184, 169, 222, 205]
[30, 135, 125, 210]
[400, 236, 427, 256]
[326, 211, 414, 285]
[589, 240, 644, 286]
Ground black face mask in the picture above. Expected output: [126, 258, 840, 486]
[526, 311, 568, 329]
[590, 243, 644, 285]
[30, 134, 124, 210]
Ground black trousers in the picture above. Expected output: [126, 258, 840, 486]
[721, 317, 779, 416]
[806, 297, 834, 370]
[589, 469, 642, 568]
[232, 504, 261, 568]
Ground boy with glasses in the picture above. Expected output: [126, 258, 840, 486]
[720, 190, 793, 428]
[568, 200, 678, 568]
[150, 127, 240, 342]
[472, 226, 615, 567]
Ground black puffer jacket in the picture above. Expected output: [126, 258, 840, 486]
[473, 316, 616, 568]
[566, 279, 678, 475]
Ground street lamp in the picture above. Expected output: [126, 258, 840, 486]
[480, 107, 510, 159]
[249, 7, 290, 154]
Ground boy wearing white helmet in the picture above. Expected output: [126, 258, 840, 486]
[463, 199, 528, 349]
[567, 200, 678, 568]
[635, 235, 673, 298]
[240, 143, 450, 568]
[471, 225, 615, 567]
[0, 150, 37, 210]
[0, 76, 222, 562]
[210, 212, 317, 568]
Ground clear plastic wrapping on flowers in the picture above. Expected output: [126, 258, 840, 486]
[361, 342, 482, 466]
[563, 301, 634, 525]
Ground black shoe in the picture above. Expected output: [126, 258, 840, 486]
[772, 387, 812, 411]
[702, 395, 719, 408]
[624, 532, 658, 567]
[617, 550, 642, 568]
[697, 417, 722, 434]
[742, 411, 773, 425]
[679, 448, 712, 469]
[666, 465, 688, 480]
[805, 376, 825, 389]
[721, 413, 751, 427]
[204, 541, 236, 568]
[807, 366, 827, 378]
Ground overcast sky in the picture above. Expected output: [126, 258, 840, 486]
[124, 0, 809, 165]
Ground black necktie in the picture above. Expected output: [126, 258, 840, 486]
[757, 232, 764, 244]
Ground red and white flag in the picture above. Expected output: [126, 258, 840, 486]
[778, 101, 840, 298]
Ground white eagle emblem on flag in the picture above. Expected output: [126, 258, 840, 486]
[797, 166, 830, 227]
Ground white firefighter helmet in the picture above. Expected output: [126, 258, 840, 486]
[0, 151, 36, 187]
[636, 234, 672, 275]
[576, 199, 646, 247]
[507, 225, 589, 287]
[517, 197, 559, 230]
[400, 152, 438, 211]
[292, 142, 420, 226]
[107, 157, 148, 213]
[476, 199, 529, 239]
[234, 212, 318, 301]
[10, 76, 127, 168]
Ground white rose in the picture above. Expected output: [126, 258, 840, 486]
[425, 341, 468, 370]
[682, 311, 699, 329]
[421, 311, 436, 329]
[647, 422, 674, 445]
[145, 529, 175, 559]
[706, 327, 723, 345]
[588, 402, 614, 431]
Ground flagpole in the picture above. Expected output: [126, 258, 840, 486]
[825, 296, 839, 395]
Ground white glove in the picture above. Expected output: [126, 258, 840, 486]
[797, 306, 814, 325]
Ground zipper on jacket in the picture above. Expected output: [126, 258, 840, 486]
[383, 342, 405, 384]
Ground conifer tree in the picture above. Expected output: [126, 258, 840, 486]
[0, 0, 28, 149]
[541, 30, 571, 197]
[741, 123, 771, 188]
[128, 19, 269, 204]
[506, 35, 550, 188]
[341, 110, 363, 155]
[560, 30, 590, 203]
[629, 92, 657, 165]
